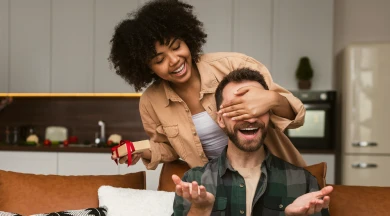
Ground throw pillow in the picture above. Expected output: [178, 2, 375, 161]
[98, 186, 175, 216]
[0, 207, 107, 216]
[0, 211, 21, 216]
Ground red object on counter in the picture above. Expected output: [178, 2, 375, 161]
[63, 139, 69, 147]
[44, 139, 51, 146]
[68, 136, 78, 144]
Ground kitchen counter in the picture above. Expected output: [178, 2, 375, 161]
[0, 144, 111, 153]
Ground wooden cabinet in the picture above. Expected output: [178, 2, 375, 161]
[0, 151, 57, 175]
[0, 0, 9, 93]
[51, 0, 94, 93]
[57, 152, 119, 175]
[272, 0, 334, 90]
[9, 0, 51, 93]
[93, 0, 138, 93]
[302, 153, 335, 184]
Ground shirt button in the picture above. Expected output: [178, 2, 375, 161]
[239, 183, 244, 188]
[279, 204, 283, 209]
[185, 108, 189, 112]
[240, 210, 245, 214]
[199, 153, 204, 157]
[193, 131, 197, 135]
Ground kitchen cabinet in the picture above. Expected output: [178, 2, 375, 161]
[0, 151, 57, 175]
[51, 0, 94, 93]
[9, 0, 51, 93]
[342, 155, 390, 187]
[233, 0, 272, 68]
[93, 0, 138, 93]
[188, 0, 233, 53]
[58, 152, 119, 175]
[119, 161, 162, 190]
[0, 0, 9, 93]
[302, 153, 335, 184]
[272, 0, 334, 90]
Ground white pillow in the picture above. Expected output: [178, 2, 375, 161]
[98, 186, 175, 216]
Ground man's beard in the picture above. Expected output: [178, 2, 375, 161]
[225, 121, 267, 152]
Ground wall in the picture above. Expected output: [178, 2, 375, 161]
[334, 0, 390, 89]
[334, 0, 390, 56]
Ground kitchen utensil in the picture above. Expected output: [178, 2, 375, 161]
[45, 126, 68, 142]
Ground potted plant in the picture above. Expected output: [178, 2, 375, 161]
[295, 56, 314, 90]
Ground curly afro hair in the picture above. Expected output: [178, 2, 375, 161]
[109, 0, 207, 92]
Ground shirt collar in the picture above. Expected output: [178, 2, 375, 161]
[161, 60, 219, 107]
[218, 145, 273, 178]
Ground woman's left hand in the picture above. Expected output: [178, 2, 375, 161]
[218, 85, 278, 121]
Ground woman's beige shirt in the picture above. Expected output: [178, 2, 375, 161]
[139, 52, 306, 170]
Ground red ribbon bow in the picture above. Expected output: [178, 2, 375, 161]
[111, 140, 135, 167]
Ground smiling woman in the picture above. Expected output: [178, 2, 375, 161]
[108, 0, 307, 170]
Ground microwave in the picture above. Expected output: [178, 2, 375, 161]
[286, 91, 336, 150]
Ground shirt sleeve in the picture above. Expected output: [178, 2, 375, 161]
[240, 56, 306, 131]
[139, 95, 180, 170]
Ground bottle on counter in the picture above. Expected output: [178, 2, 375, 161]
[12, 127, 19, 144]
[5, 126, 10, 144]
[26, 127, 39, 145]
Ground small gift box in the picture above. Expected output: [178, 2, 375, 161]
[111, 140, 150, 166]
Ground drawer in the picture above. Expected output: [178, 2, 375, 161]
[342, 154, 390, 186]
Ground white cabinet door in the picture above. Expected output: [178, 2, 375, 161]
[58, 152, 119, 175]
[188, 0, 233, 53]
[119, 162, 162, 190]
[9, 0, 51, 93]
[272, 0, 334, 90]
[233, 0, 272, 69]
[302, 153, 335, 184]
[0, 151, 57, 175]
[52, 0, 94, 92]
[94, 0, 138, 93]
[0, 0, 9, 93]
[342, 155, 390, 186]
[342, 44, 390, 154]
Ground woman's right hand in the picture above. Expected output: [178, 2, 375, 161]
[111, 153, 142, 166]
[111, 149, 151, 166]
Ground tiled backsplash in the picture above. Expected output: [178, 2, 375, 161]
[0, 97, 148, 144]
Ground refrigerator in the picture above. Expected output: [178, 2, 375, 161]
[340, 43, 390, 186]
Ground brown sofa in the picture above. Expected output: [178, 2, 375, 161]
[1, 161, 390, 216]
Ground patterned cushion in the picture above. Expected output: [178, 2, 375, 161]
[0, 211, 22, 216]
[0, 207, 107, 216]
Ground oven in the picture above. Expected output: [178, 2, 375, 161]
[286, 91, 336, 150]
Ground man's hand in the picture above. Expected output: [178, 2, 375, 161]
[285, 186, 333, 216]
[172, 174, 215, 215]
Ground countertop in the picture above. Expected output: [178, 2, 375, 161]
[0, 143, 111, 153]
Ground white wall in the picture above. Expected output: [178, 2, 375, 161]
[334, 0, 390, 89]
[334, 0, 390, 55]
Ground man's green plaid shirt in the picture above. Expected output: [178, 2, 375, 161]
[173, 147, 330, 216]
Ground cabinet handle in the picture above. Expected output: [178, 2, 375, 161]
[352, 163, 378, 168]
[352, 142, 377, 147]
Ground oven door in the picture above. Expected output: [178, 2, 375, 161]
[286, 103, 333, 149]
